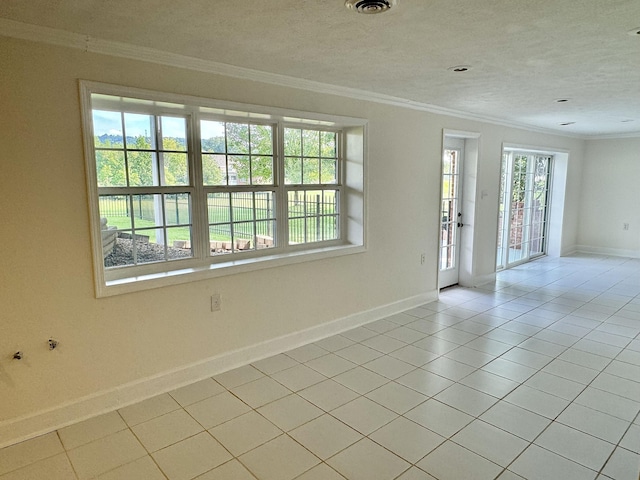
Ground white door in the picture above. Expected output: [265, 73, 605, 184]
[497, 151, 552, 269]
[439, 138, 464, 288]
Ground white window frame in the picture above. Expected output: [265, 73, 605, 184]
[80, 81, 367, 297]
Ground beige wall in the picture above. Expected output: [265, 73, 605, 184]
[577, 138, 640, 256]
[0, 36, 586, 444]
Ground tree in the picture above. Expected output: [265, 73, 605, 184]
[127, 136, 154, 186]
[225, 123, 274, 184]
[161, 138, 188, 186]
[283, 128, 337, 185]
[95, 138, 127, 187]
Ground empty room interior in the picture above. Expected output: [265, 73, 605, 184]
[1, 1, 640, 479]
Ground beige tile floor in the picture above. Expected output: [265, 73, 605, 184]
[1, 254, 640, 479]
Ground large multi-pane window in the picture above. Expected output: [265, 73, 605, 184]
[82, 83, 365, 296]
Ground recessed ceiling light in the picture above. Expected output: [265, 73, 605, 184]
[555, 98, 570, 103]
[559, 122, 576, 126]
[621, 119, 635, 123]
[448, 65, 472, 73]
[627, 27, 640, 36]
[345, 0, 397, 14]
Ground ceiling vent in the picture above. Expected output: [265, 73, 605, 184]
[345, 0, 397, 14]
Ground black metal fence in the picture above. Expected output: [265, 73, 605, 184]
[100, 191, 339, 248]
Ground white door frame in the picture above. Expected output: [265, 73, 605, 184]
[439, 139, 464, 288]
[438, 130, 481, 289]
[497, 147, 557, 270]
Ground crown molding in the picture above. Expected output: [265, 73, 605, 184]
[584, 131, 640, 140]
[2, 18, 636, 140]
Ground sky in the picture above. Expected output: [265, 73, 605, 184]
[92, 110, 204, 139]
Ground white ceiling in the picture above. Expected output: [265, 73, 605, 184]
[2, 0, 640, 137]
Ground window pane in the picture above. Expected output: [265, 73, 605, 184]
[164, 193, 190, 226]
[255, 192, 275, 220]
[303, 158, 320, 184]
[166, 227, 192, 258]
[93, 110, 123, 148]
[284, 128, 302, 156]
[132, 194, 163, 229]
[509, 243, 525, 263]
[288, 190, 338, 245]
[440, 247, 449, 270]
[208, 193, 231, 224]
[256, 221, 275, 248]
[250, 124, 273, 155]
[226, 123, 249, 154]
[201, 120, 226, 153]
[229, 156, 250, 185]
[124, 113, 155, 149]
[96, 150, 127, 187]
[231, 192, 255, 222]
[202, 154, 226, 186]
[252, 156, 274, 185]
[232, 222, 253, 248]
[104, 230, 135, 268]
[442, 153, 452, 175]
[288, 218, 304, 244]
[321, 192, 338, 215]
[162, 152, 189, 186]
[160, 116, 187, 151]
[321, 159, 337, 184]
[321, 131, 336, 158]
[446, 174, 456, 198]
[302, 130, 320, 157]
[209, 226, 233, 255]
[285, 157, 303, 185]
[131, 228, 165, 264]
[128, 151, 158, 186]
[99, 195, 132, 231]
[320, 215, 338, 241]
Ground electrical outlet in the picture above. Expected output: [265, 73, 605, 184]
[420, 253, 426, 265]
[623, 223, 630, 231]
[211, 293, 221, 312]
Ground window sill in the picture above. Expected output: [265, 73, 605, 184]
[98, 243, 366, 297]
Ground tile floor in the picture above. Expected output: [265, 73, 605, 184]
[2, 254, 640, 479]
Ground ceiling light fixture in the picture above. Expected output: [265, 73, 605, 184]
[448, 65, 472, 73]
[345, 0, 397, 14]
[559, 122, 576, 126]
[627, 27, 640, 36]
[555, 98, 570, 103]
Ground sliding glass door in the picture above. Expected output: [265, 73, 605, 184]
[497, 151, 552, 270]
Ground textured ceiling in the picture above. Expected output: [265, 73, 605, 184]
[2, 0, 640, 136]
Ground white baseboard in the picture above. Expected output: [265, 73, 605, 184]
[575, 245, 640, 259]
[471, 272, 497, 288]
[560, 245, 578, 256]
[0, 290, 437, 449]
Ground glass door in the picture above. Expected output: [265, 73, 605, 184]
[497, 151, 551, 270]
[439, 139, 464, 288]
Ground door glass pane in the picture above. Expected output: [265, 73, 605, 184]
[440, 149, 460, 271]
[496, 153, 509, 269]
